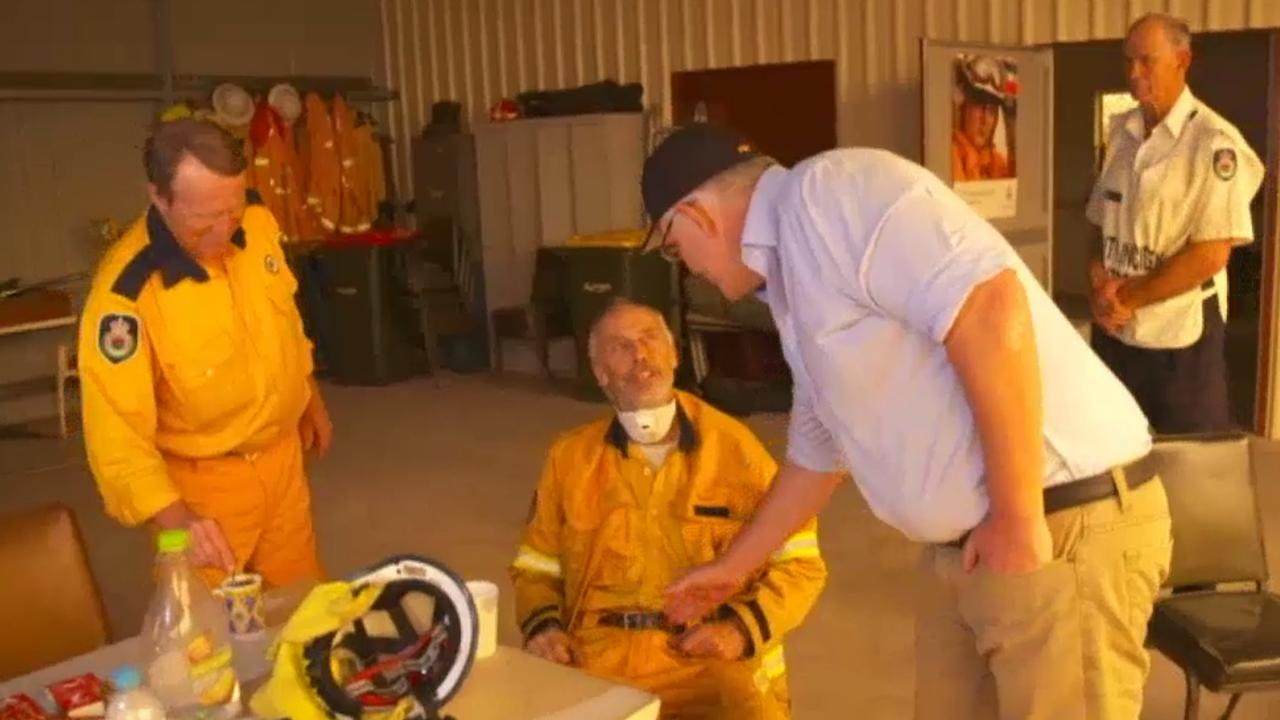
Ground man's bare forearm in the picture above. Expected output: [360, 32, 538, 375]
[945, 269, 1045, 522]
[151, 499, 193, 529]
[1118, 239, 1232, 309]
[720, 463, 843, 576]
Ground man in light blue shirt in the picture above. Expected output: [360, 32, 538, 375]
[649, 124, 1170, 719]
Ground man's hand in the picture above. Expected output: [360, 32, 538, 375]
[962, 511, 1053, 575]
[299, 380, 333, 457]
[664, 560, 749, 625]
[1089, 268, 1132, 334]
[1105, 287, 1136, 331]
[1088, 258, 1109, 291]
[524, 626, 575, 665]
[151, 500, 235, 572]
[665, 464, 840, 625]
[675, 620, 749, 661]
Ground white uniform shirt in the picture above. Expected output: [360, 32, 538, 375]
[1086, 88, 1263, 349]
[742, 150, 1152, 543]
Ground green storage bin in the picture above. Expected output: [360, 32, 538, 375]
[315, 240, 428, 385]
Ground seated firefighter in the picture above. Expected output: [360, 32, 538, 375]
[509, 299, 827, 719]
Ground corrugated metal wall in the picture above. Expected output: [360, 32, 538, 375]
[380, 0, 1280, 199]
[0, 0, 384, 285]
[0, 0, 384, 422]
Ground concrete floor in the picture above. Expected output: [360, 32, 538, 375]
[4, 373, 1280, 718]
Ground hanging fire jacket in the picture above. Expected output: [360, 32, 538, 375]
[302, 93, 342, 235]
[331, 95, 371, 233]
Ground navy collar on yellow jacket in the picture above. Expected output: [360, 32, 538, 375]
[605, 398, 700, 457]
[145, 205, 247, 287]
[110, 201, 249, 301]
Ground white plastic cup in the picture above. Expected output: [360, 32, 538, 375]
[466, 580, 499, 659]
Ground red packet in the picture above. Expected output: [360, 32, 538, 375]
[45, 675, 106, 718]
[0, 694, 49, 720]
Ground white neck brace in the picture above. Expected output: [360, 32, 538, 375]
[616, 399, 678, 444]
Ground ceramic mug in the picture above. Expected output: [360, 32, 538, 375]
[214, 572, 266, 636]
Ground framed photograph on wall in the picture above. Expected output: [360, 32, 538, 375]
[950, 53, 1020, 219]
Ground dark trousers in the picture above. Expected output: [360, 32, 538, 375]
[1091, 296, 1234, 434]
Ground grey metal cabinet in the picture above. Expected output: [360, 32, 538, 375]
[412, 134, 475, 229]
[473, 113, 647, 329]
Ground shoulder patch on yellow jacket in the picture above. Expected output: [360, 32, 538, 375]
[95, 312, 142, 364]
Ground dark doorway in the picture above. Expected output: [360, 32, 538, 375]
[671, 60, 836, 166]
[1052, 31, 1273, 432]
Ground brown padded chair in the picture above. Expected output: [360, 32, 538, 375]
[1145, 433, 1280, 720]
[0, 503, 110, 681]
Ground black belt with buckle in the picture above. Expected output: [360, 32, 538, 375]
[597, 606, 734, 633]
[942, 454, 1157, 549]
[599, 611, 676, 632]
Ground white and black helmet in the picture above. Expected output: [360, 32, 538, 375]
[302, 556, 478, 720]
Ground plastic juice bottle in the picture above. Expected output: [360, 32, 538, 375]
[139, 529, 241, 720]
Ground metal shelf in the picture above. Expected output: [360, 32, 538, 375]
[0, 0, 399, 104]
[0, 71, 398, 104]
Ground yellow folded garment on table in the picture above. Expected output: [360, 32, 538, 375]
[250, 581, 414, 720]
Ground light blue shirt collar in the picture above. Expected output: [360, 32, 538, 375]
[740, 165, 789, 297]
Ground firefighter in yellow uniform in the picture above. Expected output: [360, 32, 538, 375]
[79, 118, 332, 588]
[511, 300, 826, 719]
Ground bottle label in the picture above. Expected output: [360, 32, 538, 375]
[186, 632, 238, 707]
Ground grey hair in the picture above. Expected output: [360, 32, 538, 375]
[703, 155, 778, 195]
[587, 298, 675, 364]
[656, 155, 779, 227]
[1128, 12, 1192, 52]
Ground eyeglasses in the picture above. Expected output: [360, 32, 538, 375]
[640, 213, 677, 261]
[656, 217, 680, 262]
[643, 200, 713, 263]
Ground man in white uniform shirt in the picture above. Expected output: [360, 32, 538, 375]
[1088, 13, 1264, 433]
[644, 124, 1171, 718]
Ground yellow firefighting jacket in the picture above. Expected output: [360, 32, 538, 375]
[249, 114, 294, 240]
[78, 195, 314, 526]
[510, 391, 826, 658]
[281, 123, 319, 241]
[331, 95, 370, 233]
[302, 93, 341, 235]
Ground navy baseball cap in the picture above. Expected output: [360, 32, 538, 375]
[640, 124, 758, 249]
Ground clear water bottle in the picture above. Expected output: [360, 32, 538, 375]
[105, 667, 166, 720]
[139, 530, 241, 720]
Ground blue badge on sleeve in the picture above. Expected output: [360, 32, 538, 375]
[98, 313, 140, 364]
[1213, 148, 1237, 181]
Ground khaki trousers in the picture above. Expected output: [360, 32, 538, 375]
[915, 474, 1173, 720]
